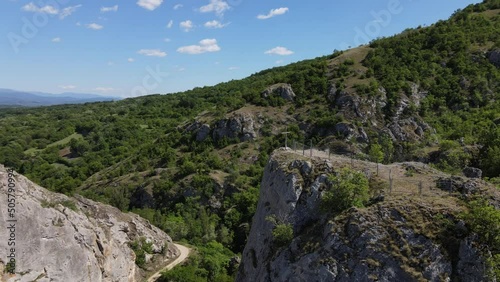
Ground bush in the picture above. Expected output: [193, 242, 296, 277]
[272, 223, 294, 248]
[321, 168, 370, 213]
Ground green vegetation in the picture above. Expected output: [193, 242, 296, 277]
[130, 237, 153, 268]
[0, 1, 499, 279]
[321, 168, 370, 213]
[272, 224, 294, 248]
[461, 199, 500, 280]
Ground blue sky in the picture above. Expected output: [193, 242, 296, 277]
[0, 0, 482, 98]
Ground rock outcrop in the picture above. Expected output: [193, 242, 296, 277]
[213, 114, 258, 142]
[488, 49, 500, 67]
[237, 150, 493, 282]
[262, 83, 296, 101]
[0, 166, 178, 282]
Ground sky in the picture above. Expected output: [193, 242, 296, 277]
[0, 0, 482, 98]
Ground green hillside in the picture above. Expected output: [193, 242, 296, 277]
[1, 0, 500, 280]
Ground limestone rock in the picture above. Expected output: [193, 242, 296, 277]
[0, 166, 178, 282]
[213, 114, 257, 142]
[488, 49, 500, 67]
[262, 83, 296, 101]
[196, 124, 211, 142]
[463, 167, 482, 179]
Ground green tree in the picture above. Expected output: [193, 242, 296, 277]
[321, 168, 370, 213]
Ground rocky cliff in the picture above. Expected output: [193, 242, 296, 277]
[0, 165, 179, 282]
[237, 150, 497, 282]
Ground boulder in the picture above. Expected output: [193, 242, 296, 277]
[213, 114, 257, 142]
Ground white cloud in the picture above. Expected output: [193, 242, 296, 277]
[137, 0, 163, 11]
[204, 20, 229, 29]
[86, 23, 104, 30]
[164, 38, 172, 42]
[265, 46, 294, 56]
[173, 4, 183, 10]
[22, 3, 82, 19]
[52, 37, 61, 43]
[94, 87, 115, 93]
[22, 3, 58, 15]
[59, 85, 76, 90]
[101, 5, 119, 13]
[180, 20, 194, 32]
[177, 39, 221, 55]
[107, 61, 114, 66]
[128, 58, 135, 62]
[138, 49, 167, 57]
[166, 20, 174, 28]
[257, 7, 289, 20]
[199, 0, 230, 17]
[76, 22, 82, 26]
[228, 66, 239, 70]
[59, 5, 82, 19]
[276, 60, 284, 65]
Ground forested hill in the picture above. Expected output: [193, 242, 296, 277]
[0, 0, 499, 280]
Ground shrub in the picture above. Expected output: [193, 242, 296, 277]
[272, 223, 294, 248]
[321, 168, 370, 213]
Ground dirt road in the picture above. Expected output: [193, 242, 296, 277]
[147, 243, 191, 282]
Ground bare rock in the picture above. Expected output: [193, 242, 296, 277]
[0, 166, 178, 282]
[463, 167, 482, 179]
[262, 83, 296, 101]
[488, 49, 500, 67]
[196, 124, 211, 142]
[213, 114, 257, 142]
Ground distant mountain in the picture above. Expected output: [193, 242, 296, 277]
[0, 88, 119, 107]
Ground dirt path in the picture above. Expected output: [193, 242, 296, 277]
[147, 243, 191, 282]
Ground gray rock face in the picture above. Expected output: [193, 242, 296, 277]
[456, 236, 490, 282]
[463, 167, 482, 179]
[213, 114, 257, 142]
[262, 83, 296, 101]
[0, 166, 178, 282]
[488, 49, 500, 67]
[237, 152, 491, 282]
[196, 124, 211, 142]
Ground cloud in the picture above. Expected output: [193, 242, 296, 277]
[166, 20, 174, 28]
[180, 20, 194, 32]
[52, 37, 61, 43]
[265, 46, 294, 56]
[173, 4, 183, 10]
[128, 58, 135, 62]
[137, 49, 167, 57]
[101, 5, 119, 13]
[59, 85, 76, 90]
[164, 38, 171, 42]
[86, 23, 104, 30]
[137, 0, 163, 11]
[94, 87, 115, 93]
[177, 39, 221, 55]
[22, 3, 58, 15]
[59, 5, 82, 19]
[199, 0, 230, 17]
[228, 66, 239, 70]
[276, 60, 284, 65]
[107, 61, 114, 66]
[204, 20, 229, 29]
[22, 3, 82, 19]
[257, 7, 289, 20]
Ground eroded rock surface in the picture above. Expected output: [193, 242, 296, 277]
[0, 166, 178, 282]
